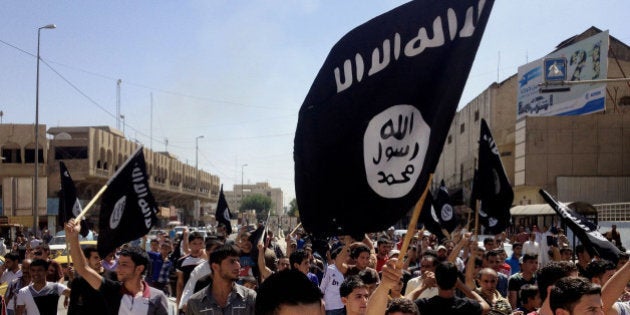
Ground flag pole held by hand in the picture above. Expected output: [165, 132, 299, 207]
[396, 173, 434, 269]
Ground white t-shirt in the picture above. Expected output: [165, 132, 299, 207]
[320, 264, 344, 310]
[16, 282, 68, 315]
[404, 275, 438, 299]
[178, 260, 211, 309]
[1, 269, 23, 311]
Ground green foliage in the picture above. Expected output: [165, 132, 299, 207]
[288, 198, 299, 217]
[239, 194, 273, 216]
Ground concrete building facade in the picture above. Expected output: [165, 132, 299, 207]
[224, 182, 284, 216]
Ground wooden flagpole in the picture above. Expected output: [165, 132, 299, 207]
[396, 173, 434, 269]
[74, 185, 108, 222]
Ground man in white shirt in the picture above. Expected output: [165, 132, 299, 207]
[522, 232, 540, 257]
[15, 259, 70, 315]
[1, 253, 23, 315]
[404, 254, 439, 300]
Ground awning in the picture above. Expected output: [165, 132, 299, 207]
[510, 204, 556, 216]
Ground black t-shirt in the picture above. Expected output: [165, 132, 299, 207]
[68, 270, 117, 315]
[416, 295, 483, 315]
[508, 273, 537, 308]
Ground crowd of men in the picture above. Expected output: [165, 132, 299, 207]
[0, 221, 629, 315]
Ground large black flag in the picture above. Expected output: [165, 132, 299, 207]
[215, 185, 232, 235]
[435, 180, 458, 233]
[540, 189, 621, 263]
[294, 0, 494, 236]
[471, 119, 513, 235]
[59, 162, 89, 238]
[97, 147, 158, 258]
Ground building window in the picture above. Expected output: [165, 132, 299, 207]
[460, 123, 465, 134]
[474, 110, 479, 121]
[501, 151, 512, 157]
[1, 148, 21, 163]
[54, 146, 88, 159]
[620, 95, 630, 106]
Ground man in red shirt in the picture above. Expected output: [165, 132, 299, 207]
[376, 237, 393, 272]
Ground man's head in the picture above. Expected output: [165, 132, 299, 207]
[435, 261, 459, 290]
[537, 261, 579, 302]
[21, 259, 32, 280]
[351, 244, 372, 270]
[550, 277, 602, 315]
[477, 268, 498, 292]
[205, 238, 223, 254]
[277, 257, 291, 272]
[420, 254, 438, 273]
[377, 237, 393, 257]
[386, 298, 420, 315]
[149, 239, 159, 252]
[255, 270, 324, 315]
[116, 246, 150, 282]
[290, 250, 310, 275]
[512, 242, 523, 257]
[82, 246, 102, 270]
[585, 260, 616, 286]
[358, 268, 380, 295]
[575, 245, 592, 264]
[519, 284, 541, 311]
[483, 237, 496, 251]
[188, 232, 205, 255]
[436, 245, 448, 261]
[238, 232, 253, 253]
[30, 259, 49, 284]
[560, 248, 574, 261]
[521, 254, 539, 275]
[210, 244, 241, 282]
[483, 250, 500, 271]
[4, 252, 19, 271]
[340, 276, 370, 315]
[34, 244, 50, 260]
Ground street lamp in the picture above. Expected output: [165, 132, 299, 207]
[120, 114, 126, 137]
[241, 164, 248, 211]
[195, 135, 204, 226]
[34, 23, 56, 234]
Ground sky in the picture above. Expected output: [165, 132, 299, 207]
[1, 1, 629, 208]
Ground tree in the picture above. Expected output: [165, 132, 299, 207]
[240, 194, 273, 220]
[288, 198, 299, 217]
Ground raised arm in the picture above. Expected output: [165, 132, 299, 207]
[366, 259, 402, 315]
[65, 219, 103, 290]
[603, 259, 630, 315]
[257, 243, 273, 280]
[456, 278, 490, 315]
[335, 236, 352, 275]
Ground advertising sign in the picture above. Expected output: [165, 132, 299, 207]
[516, 31, 608, 120]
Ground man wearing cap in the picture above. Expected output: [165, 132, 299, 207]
[436, 245, 448, 262]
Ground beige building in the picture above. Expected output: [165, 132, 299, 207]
[434, 27, 630, 212]
[1, 124, 220, 230]
[224, 182, 284, 216]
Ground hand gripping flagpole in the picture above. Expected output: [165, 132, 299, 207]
[396, 173, 433, 270]
[74, 146, 144, 222]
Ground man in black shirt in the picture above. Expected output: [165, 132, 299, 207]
[415, 261, 489, 315]
[68, 246, 117, 315]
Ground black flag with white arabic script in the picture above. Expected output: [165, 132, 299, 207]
[539, 189, 621, 263]
[435, 180, 458, 233]
[471, 119, 513, 235]
[59, 162, 89, 238]
[215, 185, 232, 235]
[294, 0, 494, 236]
[97, 147, 159, 258]
[420, 193, 447, 241]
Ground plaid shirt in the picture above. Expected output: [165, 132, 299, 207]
[157, 258, 173, 284]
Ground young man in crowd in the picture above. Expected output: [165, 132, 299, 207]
[532, 261, 578, 315]
[483, 250, 508, 297]
[1, 252, 23, 315]
[178, 238, 224, 310]
[67, 246, 118, 315]
[186, 244, 256, 314]
[147, 241, 173, 295]
[291, 249, 320, 286]
[505, 242, 522, 275]
[340, 276, 370, 315]
[6, 259, 30, 315]
[575, 245, 592, 277]
[175, 231, 206, 307]
[32, 244, 63, 283]
[508, 253, 538, 309]
[256, 269, 324, 315]
[405, 253, 439, 300]
[585, 260, 616, 286]
[66, 219, 168, 315]
[376, 238, 393, 272]
[515, 284, 541, 314]
[15, 259, 70, 315]
[549, 277, 603, 315]
[320, 246, 345, 315]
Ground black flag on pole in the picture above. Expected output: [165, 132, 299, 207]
[294, 0, 495, 236]
[539, 189, 621, 263]
[471, 119, 513, 235]
[97, 147, 159, 258]
[420, 193, 447, 241]
[59, 162, 89, 238]
[435, 180, 458, 233]
[215, 185, 232, 235]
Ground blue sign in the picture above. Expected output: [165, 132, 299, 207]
[544, 57, 567, 82]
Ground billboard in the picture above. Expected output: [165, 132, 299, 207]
[516, 31, 608, 120]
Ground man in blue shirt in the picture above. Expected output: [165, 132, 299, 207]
[505, 242, 522, 275]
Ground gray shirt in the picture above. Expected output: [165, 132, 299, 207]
[187, 282, 256, 315]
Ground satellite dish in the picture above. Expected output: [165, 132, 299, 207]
[54, 132, 72, 140]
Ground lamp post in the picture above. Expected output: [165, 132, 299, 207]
[120, 114, 126, 137]
[34, 23, 56, 235]
[241, 164, 248, 212]
[195, 135, 204, 226]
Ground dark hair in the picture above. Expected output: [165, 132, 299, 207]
[205, 238, 224, 252]
[330, 246, 343, 260]
[575, 244, 588, 255]
[484, 249, 499, 260]
[30, 258, 49, 270]
[584, 259, 616, 280]
[82, 246, 99, 259]
[255, 270, 323, 315]
[118, 246, 150, 275]
[512, 242, 523, 249]
[386, 298, 420, 315]
[421, 254, 438, 266]
[483, 237, 495, 245]
[550, 277, 601, 313]
[435, 261, 458, 290]
[4, 252, 19, 262]
[188, 231, 205, 243]
[377, 237, 392, 246]
[522, 253, 538, 264]
[209, 244, 240, 265]
[289, 250, 308, 270]
[358, 268, 379, 285]
[519, 284, 539, 306]
[340, 276, 368, 298]
[350, 244, 371, 260]
[537, 261, 578, 301]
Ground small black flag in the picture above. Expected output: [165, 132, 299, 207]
[215, 185, 232, 235]
[97, 147, 158, 258]
[420, 193, 447, 241]
[59, 162, 89, 238]
[540, 189, 620, 263]
[471, 119, 513, 234]
[294, 0, 495, 236]
[435, 180, 458, 233]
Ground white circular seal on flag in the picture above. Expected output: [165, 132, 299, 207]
[479, 208, 488, 218]
[488, 217, 498, 227]
[441, 204, 453, 221]
[363, 105, 430, 199]
[110, 196, 126, 229]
